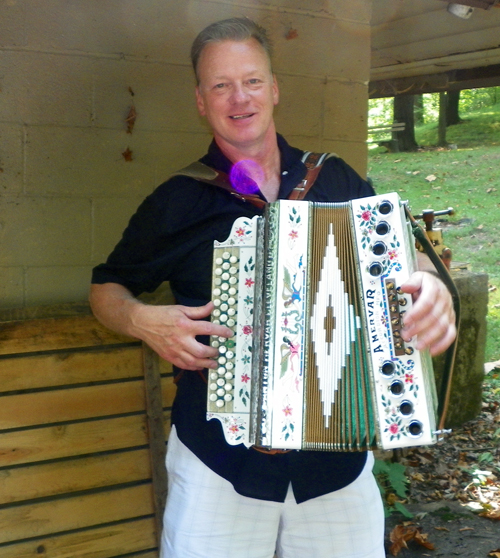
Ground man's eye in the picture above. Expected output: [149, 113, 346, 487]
[215, 83, 226, 89]
[248, 79, 260, 85]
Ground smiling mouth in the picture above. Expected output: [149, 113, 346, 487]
[230, 113, 255, 120]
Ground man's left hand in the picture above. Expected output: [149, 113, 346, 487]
[400, 271, 456, 356]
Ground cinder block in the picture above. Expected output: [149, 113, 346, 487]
[323, 80, 368, 142]
[0, 51, 93, 126]
[0, 196, 92, 267]
[92, 59, 202, 133]
[274, 74, 323, 139]
[320, 138, 368, 178]
[0, 267, 24, 310]
[25, 126, 157, 197]
[264, 14, 370, 80]
[0, 1, 26, 47]
[0, 123, 23, 195]
[25, 266, 93, 307]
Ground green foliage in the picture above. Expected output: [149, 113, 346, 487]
[368, 101, 500, 361]
[373, 458, 413, 518]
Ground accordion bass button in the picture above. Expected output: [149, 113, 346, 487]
[379, 200, 393, 215]
[380, 361, 396, 377]
[375, 221, 390, 235]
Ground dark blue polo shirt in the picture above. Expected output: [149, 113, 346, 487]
[92, 135, 375, 503]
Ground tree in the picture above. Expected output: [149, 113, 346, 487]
[392, 95, 419, 152]
[446, 90, 462, 126]
[438, 92, 447, 147]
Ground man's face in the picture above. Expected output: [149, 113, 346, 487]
[195, 39, 279, 152]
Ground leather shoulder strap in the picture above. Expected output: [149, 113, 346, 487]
[287, 151, 337, 201]
[170, 162, 266, 208]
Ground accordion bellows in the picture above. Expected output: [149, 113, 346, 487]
[207, 193, 438, 451]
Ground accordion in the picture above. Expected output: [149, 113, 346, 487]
[207, 193, 439, 451]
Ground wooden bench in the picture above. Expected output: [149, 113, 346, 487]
[0, 305, 173, 558]
[367, 122, 406, 150]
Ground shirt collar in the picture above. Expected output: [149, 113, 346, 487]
[200, 134, 308, 201]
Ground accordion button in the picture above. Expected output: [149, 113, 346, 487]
[369, 262, 383, 277]
[227, 319, 235, 327]
[210, 372, 217, 380]
[230, 256, 238, 264]
[226, 351, 235, 359]
[376, 221, 390, 235]
[209, 383, 217, 391]
[219, 346, 227, 354]
[213, 288, 221, 296]
[225, 372, 233, 380]
[216, 400, 225, 408]
[217, 388, 225, 396]
[222, 262, 230, 270]
[228, 298, 236, 306]
[379, 200, 393, 215]
[218, 367, 226, 375]
[229, 287, 237, 296]
[229, 266, 238, 274]
[222, 251, 231, 259]
[224, 393, 233, 402]
[219, 315, 228, 323]
[215, 268, 223, 276]
[217, 378, 225, 386]
[224, 383, 233, 391]
[209, 394, 217, 402]
[229, 277, 238, 285]
[215, 258, 223, 265]
[211, 340, 220, 348]
[222, 273, 230, 281]
[226, 362, 234, 370]
[380, 361, 395, 377]
[220, 303, 229, 311]
[218, 356, 227, 364]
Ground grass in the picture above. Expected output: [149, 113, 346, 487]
[368, 102, 500, 363]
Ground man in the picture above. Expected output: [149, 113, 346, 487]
[90, 18, 456, 558]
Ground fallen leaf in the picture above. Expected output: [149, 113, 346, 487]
[434, 526, 449, 531]
[394, 159, 402, 163]
[479, 508, 500, 520]
[459, 527, 474, 532]
[389, 524, 435, 556]
[488, 551, 500, 558]
[285, 28, 299, 40]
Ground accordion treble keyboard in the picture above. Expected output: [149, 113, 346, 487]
[208, 193, 438, 451]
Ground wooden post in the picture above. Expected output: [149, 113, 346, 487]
[142, 343, 168, 549]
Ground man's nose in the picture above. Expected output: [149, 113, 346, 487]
[229, 84, 250, 104]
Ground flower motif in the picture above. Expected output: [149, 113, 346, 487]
[245, 278, 255, 287]
[283, 405, 293, 417]
[405, 373, 414, 384]
[229, 423, 240, 433]
[242, 325, 253, 335]
[361, 210, 372, 222]
[388, 249, 398, 261]
[244, 295, 253, 305]
[388, 422, 399, 435]
[289, 230, 298, 240]
[236, 227, 246, 237]
[241, 355, 251, 365]
[241, 373, 250, 383]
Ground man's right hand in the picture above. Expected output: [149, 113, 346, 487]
[89, 283, 234, 370]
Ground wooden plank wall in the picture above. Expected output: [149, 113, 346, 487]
[0, 311, 175, 558]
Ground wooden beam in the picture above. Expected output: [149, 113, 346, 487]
[369, 63, 500, 98]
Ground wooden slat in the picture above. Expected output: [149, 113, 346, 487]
[0, 315, 136, 356]
[0, 484, 154, 544]
[0, 377, 175, 431]
[0, 412, 171, 469]
[0, 517, 157, 558]
[0, 449, 152, 505]
[0, 382, 146, 431]
[0, 346, 143, 393]
[0, 415, 149, 467]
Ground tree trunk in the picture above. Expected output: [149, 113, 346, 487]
[446, 90, 462, 126]
[414, 94, 424, 125]
[392, 95, 418, 152]
[438, 92, 448, 147]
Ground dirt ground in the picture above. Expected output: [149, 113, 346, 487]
[382, 374, 500, 558]
[384, 501, 499, 557]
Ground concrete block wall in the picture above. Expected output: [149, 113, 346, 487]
[0, 0, 372, 309]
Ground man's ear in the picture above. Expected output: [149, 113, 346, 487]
[195, 87, 206, 117]
[272, 75, 280, 106]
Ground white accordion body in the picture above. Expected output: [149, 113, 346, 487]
[207, 193, 438, 451]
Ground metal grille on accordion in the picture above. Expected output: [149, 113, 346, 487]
[207, 193, 438, 451]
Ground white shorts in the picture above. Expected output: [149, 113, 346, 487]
[160, 426, 385, 558]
